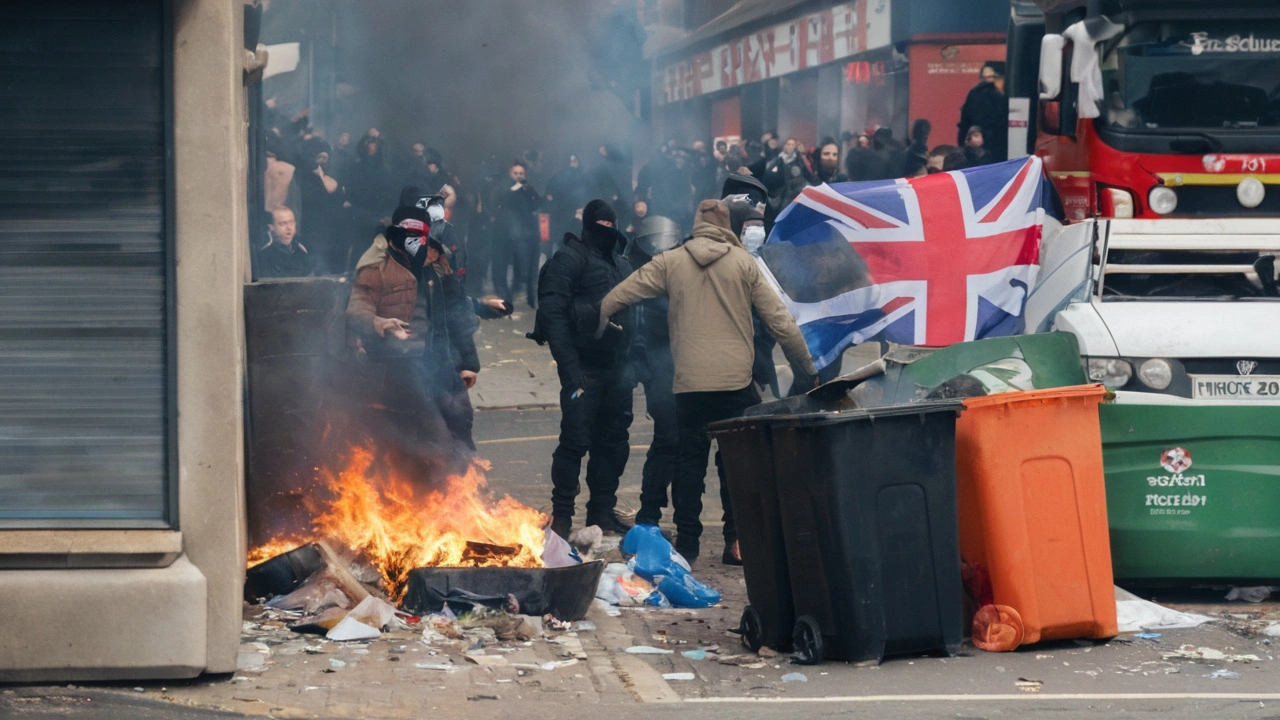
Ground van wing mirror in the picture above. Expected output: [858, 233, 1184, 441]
[1039, 34, 1064, 100]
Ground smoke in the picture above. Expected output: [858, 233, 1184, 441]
[324, 0, 643, 176]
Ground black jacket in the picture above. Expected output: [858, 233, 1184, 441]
[958, 81, 1009, 162]
[257, 240, 315, 279]
[413, 261, 480, 374]
[498, 182, 542, 240]
[537, 227, 633, 387]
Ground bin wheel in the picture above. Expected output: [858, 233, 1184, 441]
[792, 615, 824, 665]
[740, 606, 764, 652]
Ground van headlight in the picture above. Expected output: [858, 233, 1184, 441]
[1149, 186, 1178, 215]
[1137, 358, 1173, 389]
[1087, 358, 1133, 388]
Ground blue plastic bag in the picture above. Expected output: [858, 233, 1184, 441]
[621, 525, 721, 608]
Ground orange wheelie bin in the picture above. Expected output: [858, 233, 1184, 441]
[955, 385, 1117, 651]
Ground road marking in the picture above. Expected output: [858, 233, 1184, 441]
[475, 436, 651, 452]
[687, 693, 1280, 704]
[476, 434, 560, 444]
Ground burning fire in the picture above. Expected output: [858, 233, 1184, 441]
[300, 445, 547, 598]
[246, 536, 308, 567]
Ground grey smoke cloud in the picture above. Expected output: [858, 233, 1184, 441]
[327, 0, 643, 174]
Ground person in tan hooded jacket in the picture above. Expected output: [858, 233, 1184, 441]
[598, 199, 817, 563]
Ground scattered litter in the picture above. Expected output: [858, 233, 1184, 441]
[575, 621, 597, 632]
[1226, 586, 1275, 603]
[1264, 624, 1280, 638]
[541, 528, 583, 568]
[716, 654, 767, 668]
[327, 659, 346, 669]
[1016, 678, 1043, 693]
[464, 652, 509, 667]
[414, 662, 460, 672]
[681, 650, 708, 660]
[1207, 669, 1243, 680]
[1134, 633, 1162, 640]
[621, 526, 720, 608]
[663, 672, 696, 681]
[1115, 587, 1213, 632]
[326, 616, 380, 642]
[1163, 645, 1260, 663]
[625, 645, 674, 655]
[569, 526, 604, 557]
[757, 646, 779, 659]
[781, 672, 808, 683]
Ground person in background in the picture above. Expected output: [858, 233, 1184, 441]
[597, 199, 818, 565]
[813, 140, 849, 185]
[958, 61, 1008, 163]
[493, 160, 542, 308]
[845, 131, 876, 181]
[258, 205, 314, 279]
[538, 200, 635, 539]
[963, 126, 992, 167]
[926, 144, 959, 173]
[545, 154, 591, 255]
[762, 137, 814, 221]
[297, 139, 348, 274]
[331, 130, 355, 180]
[626, 213, 684, 534]
[904, 154, 930, 178]
[625, 194, 649, 237]
[348, 133, 394, 233]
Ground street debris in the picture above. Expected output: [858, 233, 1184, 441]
[1162, 645, 1261, 663]
[624, 645, 674, 655]
[663, 672, 696, 681]
[1206, 669, 1243, 680]
[781, 672, 808, 682]
[1226, 587, 1276, 603]
[1115, 588, 1214, 632]
[1016, 678, 1043, 693]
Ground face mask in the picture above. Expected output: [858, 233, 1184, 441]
[427, 204, 445, 223]
[742, 225, 766, 254]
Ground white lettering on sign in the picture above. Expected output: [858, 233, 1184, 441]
[657, 1, 887, 105]
[1146, 493, 1209, 508]
[1184, 32, 1280, 55]
[1147, 473, 1207, 487]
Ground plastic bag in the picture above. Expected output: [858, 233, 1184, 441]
[621, 525, 721, 608]
[595, 562, 658, 606]
[541, 527, 583, 568]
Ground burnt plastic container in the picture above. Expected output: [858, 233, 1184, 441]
[707, 417, 793, 652]
[769, 402, 965, 664]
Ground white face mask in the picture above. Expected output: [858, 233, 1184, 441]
[427, 204, 445, 223]
[404, 235, 423, 257]
[742, 225, 766, 254]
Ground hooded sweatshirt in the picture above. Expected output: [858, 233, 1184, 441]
[599, 200, 816, 394]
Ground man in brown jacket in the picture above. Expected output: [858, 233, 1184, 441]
[598, 199, 817, 563]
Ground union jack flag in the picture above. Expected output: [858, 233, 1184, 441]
[759, 157, 1055, 371]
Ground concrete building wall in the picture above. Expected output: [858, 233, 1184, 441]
[0, 0, 248, 681]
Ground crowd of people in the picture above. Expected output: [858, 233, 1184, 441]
[264, 62, 1009, 565]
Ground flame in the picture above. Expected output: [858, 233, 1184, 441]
[310, 445, 546, 599]
[246, 536, 308, 567]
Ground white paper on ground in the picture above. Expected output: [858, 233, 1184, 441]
[326, 615, 381, 641]
[346, 595, 400, 630]
[1115, 587, 1214, 632]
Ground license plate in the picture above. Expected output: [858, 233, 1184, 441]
[1190, 375, 1280, 400]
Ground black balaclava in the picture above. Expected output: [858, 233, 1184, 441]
[581, 198, 623, 255]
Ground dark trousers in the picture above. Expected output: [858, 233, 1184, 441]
[492, 230, 539, 306]
[422, 364, 475, 453]
[635, 344, 679, 526]
[672, 384, 761, 556]
[550, 367, 634, 523]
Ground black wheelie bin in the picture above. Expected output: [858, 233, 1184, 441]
[769, 401, 965, 664]
[708, 415, 794, 652]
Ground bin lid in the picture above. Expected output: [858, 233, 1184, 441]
[961, 384, 1108, 411]
[709, 399, 964, 434]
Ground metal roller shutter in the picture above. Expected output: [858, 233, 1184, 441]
[0, 0, 173, 527]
